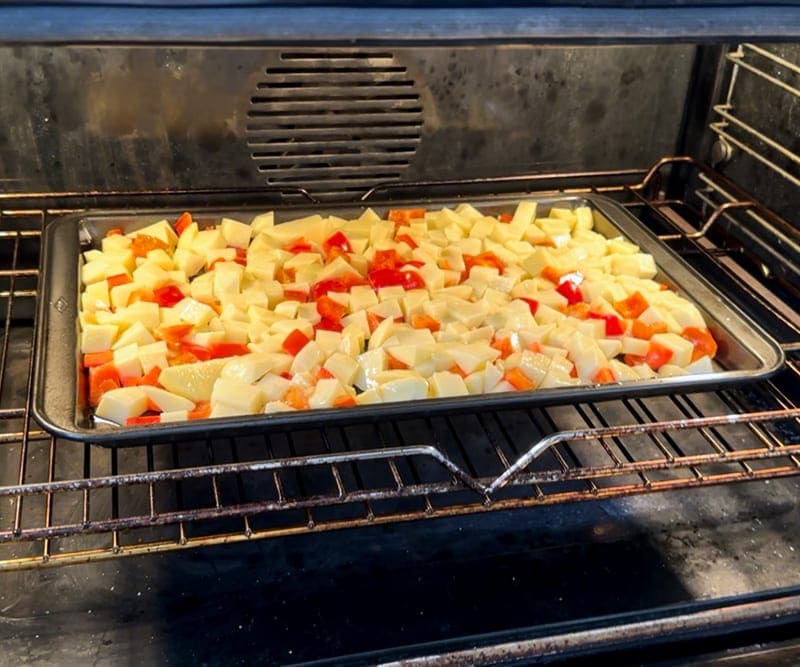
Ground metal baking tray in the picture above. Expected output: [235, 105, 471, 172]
[32, 194, 785, 445]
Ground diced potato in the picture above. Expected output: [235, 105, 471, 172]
[112, 320, 155, 350]
[140, 386, 195, 413]
[220, 217, 252, 249]
[158, 358, 228, 402]
[112, 343, 142, 381]
[378, 373, 429, 403]
[651, 332, 695, 367]
[211, 377, 265, 414]
[309, 378, 348, 409]
[95, 386, 149, 424]
[429, 371, 469, 398]
[80, 324, 118, 354]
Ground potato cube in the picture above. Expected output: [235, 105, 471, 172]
[220, 217, 252, 249]
[112, 343, 143, 381]
[80, 324, 119, 354]
[95, 386, 149, 425]
[211, 377, 265, 414]
[429, 371, 469, 398]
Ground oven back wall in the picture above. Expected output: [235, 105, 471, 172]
[0, 44, 695, 199]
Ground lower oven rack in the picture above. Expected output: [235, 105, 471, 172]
[0, 157, 798, 570]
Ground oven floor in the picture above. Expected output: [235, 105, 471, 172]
[2, 475, 800, 665]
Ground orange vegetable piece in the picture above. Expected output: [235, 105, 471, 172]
[125, 415, 161, 426]
[645, 341, 674, 370]
[282, 328, 311, 356]
[366, 311, 384, 334]
[497, 213, 513, 223]
[174, 211, 193, 235]
[591, 366, 616, 384]
[504, 367, 534, 391]
[106, 273, 132, 289]
[682, 326, 718, 361]
[131, 234, 168, 258]
[283, 386, 309, 410]
[83, 350, 114, 368]
[88, 362, 121, 407]
[316, 295, 348, 323]
[387, 208, 426, 224]
[387, 354, 409, 370]
[614, 291, 649, 319]
[333, 395, 357, 408]
[490, 337, 514, 359]
[188, 401, 211, 420]
[137, 366, 163, 387]
[316, 367, 336, 381]
[631, 319, 667, 340]
[448, 364, 468, 378]
[540, 265, 562, 285]
[411, 313, 441, 333]
[395, 233, 418, 249]
[157, 323, 194, 344]
[105, 227, 123, 237]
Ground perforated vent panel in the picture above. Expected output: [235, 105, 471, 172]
[247, 51, 423, 200]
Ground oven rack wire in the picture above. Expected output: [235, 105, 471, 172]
[0, 157, 798, 570]
[711, 43, 800, 190]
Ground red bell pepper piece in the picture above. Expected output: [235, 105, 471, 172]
[367, 268, 425, 291]
[323, 231, 352, 256]
[282, 329, 311, 356]
[153, 285, 185, 307]
[588, 311, 625, 336]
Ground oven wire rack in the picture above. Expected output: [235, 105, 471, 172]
[0, 156, 799, 570]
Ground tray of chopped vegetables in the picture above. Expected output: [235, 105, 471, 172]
[32, 193, 784, 444]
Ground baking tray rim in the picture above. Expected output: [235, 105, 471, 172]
[31, 192, 786, 445]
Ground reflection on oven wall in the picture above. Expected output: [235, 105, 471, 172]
[0, 44, 695, 200]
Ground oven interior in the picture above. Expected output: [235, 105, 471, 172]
[1, 28, 800, 665]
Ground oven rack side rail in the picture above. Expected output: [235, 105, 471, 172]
[0, 157, 799, 570]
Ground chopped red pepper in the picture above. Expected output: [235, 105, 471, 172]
[519, 297, 539, 315]
[370, 248, 399, 272]
[614, 291, 649, 319]
[367, 268, 425, 291]
[555, 277, 584, 305]
[283, 238, 313, 254]
[395, 233, 418, 249]
[105, 227, 123, 237]
[682, 326, 718, 361]
[310, 275, 366, 300]
[314, 318, 343, 333]
[645, 341, 674, 370]
[323, 231, 352, 257]
[316, 367, 336, 381]
[174, 211, 193, 236]
[179, 342, 212, 361]
[497, 213, 513, 223]
[282, 328, 311, 356]
[316, 295, 348, 323]
[463, 252, 504, 277]
[153, 284, 185, 307]
[208, 342, 251, 359]
[588, 311, 625, 336]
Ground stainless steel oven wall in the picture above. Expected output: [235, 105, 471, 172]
[0, 44, 695, 200]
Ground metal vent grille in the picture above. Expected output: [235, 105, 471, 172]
[247, 51, 423, 200]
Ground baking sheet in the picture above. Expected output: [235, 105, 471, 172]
[32, 194, 785, 445]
